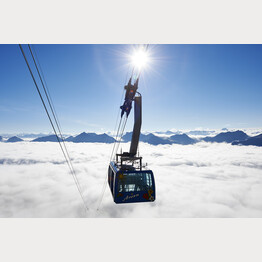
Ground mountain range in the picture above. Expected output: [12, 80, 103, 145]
[169, 134, 196, 145]
[122, 132, 171, 145]
[32, 132, 115, 143]
[6, 136, 24, 143]
[203, 130, 249, 143]
[122, 130, 260, 146]
[66, 132, 115, 143]
[32, 135, 62, 142]
[232, 133, 262, 146]
[1, 130, 262, 147]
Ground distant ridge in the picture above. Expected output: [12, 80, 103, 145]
[169, 134, 196, 145]
[140, 133, 171, 145]
[69, 132, 115, 143]
[32, 135, 62, 142]
[121, 132, 133, 142]
[65, 136, 74, 142]
[232, 133, 262, 147]
[122, 132, 195, 145]
[202, 130, 249, 143]
[32, 132, 115, 143]
[7, 136, 23, 143]
[3, 130, 262, 147]
[122, 132, 171, 145]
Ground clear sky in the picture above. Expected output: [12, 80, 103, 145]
[0, 44, 262, 134]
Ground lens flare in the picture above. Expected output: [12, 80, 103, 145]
[131, 49, 149, 70]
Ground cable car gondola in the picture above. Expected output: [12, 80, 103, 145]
[108, 76, 156, 204]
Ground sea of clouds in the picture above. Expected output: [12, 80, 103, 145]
[0, 141, 262, 217]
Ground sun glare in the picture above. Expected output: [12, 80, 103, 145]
[131, 49, 149, 70]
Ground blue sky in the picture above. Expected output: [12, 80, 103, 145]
[0, 44, 262, 134]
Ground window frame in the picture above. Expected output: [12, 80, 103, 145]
[117, 171, 154, 193]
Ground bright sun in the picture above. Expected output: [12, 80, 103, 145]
[131, 49, 149, 70]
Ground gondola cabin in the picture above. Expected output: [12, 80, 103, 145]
[108, 154, 155, 204]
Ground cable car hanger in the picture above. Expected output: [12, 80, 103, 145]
[107, 67, 156, 204]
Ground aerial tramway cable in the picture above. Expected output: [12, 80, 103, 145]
[27, 44, 77, 179]
[30, 45, 64, 136]
[114, 115, 128, 158]
[27, 45, 86, 205]
[109, 116, 123, 161]
[28, 45, 66, 143]
[19, 44, 89, 214]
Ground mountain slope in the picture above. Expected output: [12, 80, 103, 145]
[32, 133, 115, 143]
[121, 132, 133, 142]
[141, 133, 171, 145]
[32, 135, 62, 142]
[70, 132, 115, 143]
[122, 132, 171, 145]
[203, 131, 249, 143]
[7, 136, 23, 142]
[65, 136, 75, 142]
[169, 134, 196, 145]
[232, 133, 262, 147]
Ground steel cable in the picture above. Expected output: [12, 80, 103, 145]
[19, 44, 89, 214]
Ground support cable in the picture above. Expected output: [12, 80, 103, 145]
[109, 116, 123, 161]
[109, 63, 133, 161]
[114, 115, 128, 157]
[30, 45, 63, 135]
[27, 45, 76, 177]
[19, 44, 89, 214]
[27, 44, 87, 212]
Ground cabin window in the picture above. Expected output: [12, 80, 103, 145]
[118, 172, 153, 193]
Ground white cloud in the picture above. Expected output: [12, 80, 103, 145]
[0, 141, 262, 217]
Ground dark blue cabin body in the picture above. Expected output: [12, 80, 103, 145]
[108, 161, 156, 204]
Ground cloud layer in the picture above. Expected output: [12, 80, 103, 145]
[0, 141, 262, 217]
